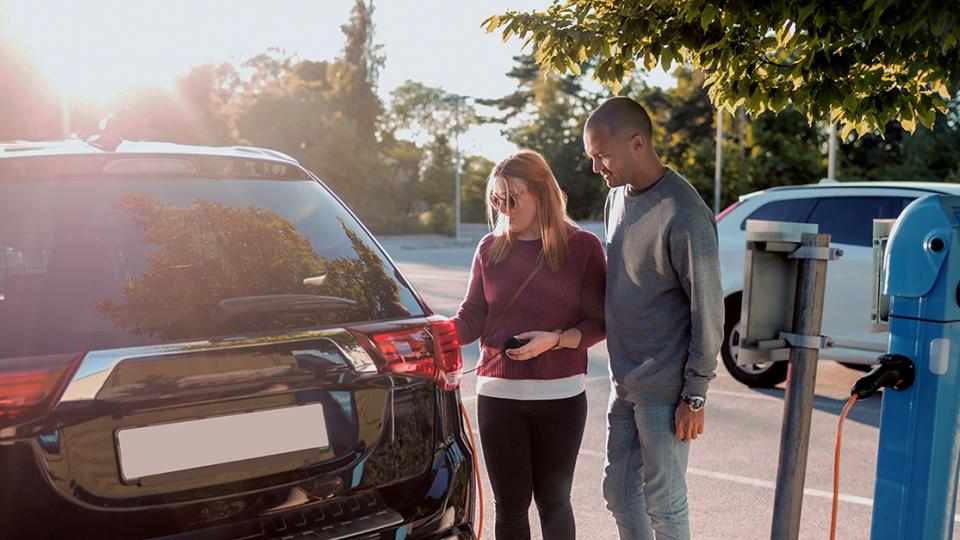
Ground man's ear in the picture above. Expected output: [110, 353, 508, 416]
[630, 133, 645, 152]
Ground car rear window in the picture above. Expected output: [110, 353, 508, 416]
[806, 196, 905, 246]
[739, 198, 816, 230]
[0, 170, 424, 358]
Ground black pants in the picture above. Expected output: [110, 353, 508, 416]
[477, 392, 588, 540]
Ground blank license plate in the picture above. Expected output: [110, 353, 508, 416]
[116, 403, 328, 481]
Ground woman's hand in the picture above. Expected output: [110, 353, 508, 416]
[505, 330, 560, 361]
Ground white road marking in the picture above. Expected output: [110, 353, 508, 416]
[459, 374, 960, 522]
[574, 450, 960, 522]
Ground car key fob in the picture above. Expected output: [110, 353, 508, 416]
[504, 336, 530, 350]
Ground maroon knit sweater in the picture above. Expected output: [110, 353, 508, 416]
[453, 227, 606, 380]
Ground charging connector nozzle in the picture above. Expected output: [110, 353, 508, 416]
[851, 353, 915, 400]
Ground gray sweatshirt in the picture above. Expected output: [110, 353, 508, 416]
[604, 168, 723, 405]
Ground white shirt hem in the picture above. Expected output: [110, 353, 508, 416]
[476, 374, 586, 400]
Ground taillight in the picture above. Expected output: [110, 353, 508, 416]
[352, 318, 463, 391]
[715, 201, 740, 222]
[430, 318, 463, 391]
[0, 353, 83, 429]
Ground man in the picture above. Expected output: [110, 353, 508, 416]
[584, 96, 723, 540]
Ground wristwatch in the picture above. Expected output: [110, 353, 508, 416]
[681, 394, 705, 412]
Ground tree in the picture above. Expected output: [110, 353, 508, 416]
[338, 0, 385, 146]
[0, 39, 61, 140]
[383, 80, 488, 231]
[110, 64, 239, 146]
[461, 155, 496, 223]
[380, 134, 426, 223]
[231, 2, 396, 231]
[417, 135, 456, 232]
[748, 108, 827, 190]
[620, 67, 825, 206]
[840, 98, 960, 181]
[485, 1, 960, 138]
[386, 81, 479, 143]
[484, 54, 608, 219]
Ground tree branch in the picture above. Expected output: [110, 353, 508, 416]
[758, 52, 797, 68]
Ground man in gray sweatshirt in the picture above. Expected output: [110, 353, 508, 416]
[584, 96, 724, 540]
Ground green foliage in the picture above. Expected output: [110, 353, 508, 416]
[631, 67, 826, 207]
[485, 1, 960, 138]
[386, 81, 479, 141]
[227, 2, 398, 232]
[840, 99, 960, 181]
[422, 202, 454, 234]
[461, 155, 495, 223]
[418, 135, 456, 209]
[483, 54, 608, 219]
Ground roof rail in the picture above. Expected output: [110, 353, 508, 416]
[230, 146, 300, 164]
[0, 140, 90, 153]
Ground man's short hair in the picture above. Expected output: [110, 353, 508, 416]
[586, 96, 653, 141]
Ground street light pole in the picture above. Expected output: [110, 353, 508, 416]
[453, 95, 462, 243]
[714, 108, 723, 214]
[827, 123, 837, 181]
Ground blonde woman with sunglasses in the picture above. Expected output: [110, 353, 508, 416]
[452, 149, 606, 540]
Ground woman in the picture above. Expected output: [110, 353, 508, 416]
[452, 149, 606, 539]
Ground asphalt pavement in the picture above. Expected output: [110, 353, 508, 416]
[378, 226, 958, 540]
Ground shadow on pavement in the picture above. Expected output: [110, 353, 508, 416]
[749, 387, 882, 428]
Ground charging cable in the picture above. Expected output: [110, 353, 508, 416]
[831, 394, 858, 540]
[464, 338, 528, 376]
[830, 354, 915, 540]
[462, 350, 502, 376]
[458, 338, 534, 538]
[460, 402, 484, 539]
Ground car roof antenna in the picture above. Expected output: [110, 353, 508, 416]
[86, 114, 123, 152]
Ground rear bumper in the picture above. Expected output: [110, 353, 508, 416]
[0, 420, 476, 540]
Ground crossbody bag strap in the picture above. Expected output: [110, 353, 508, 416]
[482, 258, 544, 344]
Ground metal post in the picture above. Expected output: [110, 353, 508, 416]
[453, 96, 462, 243]
[770, 232, 831, 540]
[827, 123, 837, 181]
[714, 108, 723, 214]
[737, 106, 746, 196]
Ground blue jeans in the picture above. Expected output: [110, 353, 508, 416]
[602, 392, 690, 540]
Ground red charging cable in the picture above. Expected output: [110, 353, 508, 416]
[460, 402, 484, 539]
[831, 394, 859, 540]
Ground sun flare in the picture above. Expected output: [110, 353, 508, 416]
[5, 1, 192, 104]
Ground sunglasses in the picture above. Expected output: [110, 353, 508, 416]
[490, 190, 525, 210]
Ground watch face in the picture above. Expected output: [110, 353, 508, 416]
[685, 396, 704, 410]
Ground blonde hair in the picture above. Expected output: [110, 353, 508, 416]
[485, 149, 576, 271]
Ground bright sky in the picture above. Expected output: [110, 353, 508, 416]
[2, 0, 674, 160]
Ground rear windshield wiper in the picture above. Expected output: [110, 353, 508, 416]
[217, 294, 356, 316]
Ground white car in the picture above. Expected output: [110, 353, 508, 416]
[716, 180, 960, 387]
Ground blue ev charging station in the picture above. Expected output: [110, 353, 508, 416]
[869, 194, 960, 539]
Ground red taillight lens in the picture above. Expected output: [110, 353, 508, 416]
[715, 201, 740, 222]
[371, 327, 438, 379]
[354, 318, 463, 392]
[430, 318, 463, 391]
[0, 353, 83, 429]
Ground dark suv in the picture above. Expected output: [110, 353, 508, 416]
[0, 141, 475, 539]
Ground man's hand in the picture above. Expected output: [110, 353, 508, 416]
[505, 330, 560, 361]
[675, 403, 705, 443]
